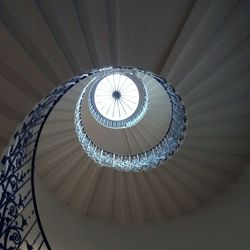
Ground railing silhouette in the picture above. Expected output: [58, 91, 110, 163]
[0, 74, 86, 250]
[0, 66, 186, 249]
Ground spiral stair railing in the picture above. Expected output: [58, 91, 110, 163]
[75, 66, 187, 171]
[0, 72, 89, 250]
[0, 66, 186, 248]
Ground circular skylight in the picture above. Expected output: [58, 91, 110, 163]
[87, 68, 149, 129]
[94, 74, 139, 121]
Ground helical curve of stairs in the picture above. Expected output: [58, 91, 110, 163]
[35, 68, 245, 223]
[0, 0, 250, 249]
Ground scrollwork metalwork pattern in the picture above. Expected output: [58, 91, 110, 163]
[0, 74, 86, 249]
[0, 66, 186, 249]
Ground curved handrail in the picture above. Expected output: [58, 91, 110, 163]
[0, 66, 186, 249]
[0, 72, 88, 250]
[75, 66, 187, 172]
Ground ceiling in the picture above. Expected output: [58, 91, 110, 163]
[1, 0, 250, 223]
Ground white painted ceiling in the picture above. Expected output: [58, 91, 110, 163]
[1, 0, 250, 223]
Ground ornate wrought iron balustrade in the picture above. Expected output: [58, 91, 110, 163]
[75, 67, 187, 172]
[0, 66, 186, 249]
[0, 75, 86, 250]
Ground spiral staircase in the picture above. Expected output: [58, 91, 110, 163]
[0, 0, 250, 250]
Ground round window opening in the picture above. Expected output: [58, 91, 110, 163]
[94, 74, 140, 121]
[88, 69, 149, 129]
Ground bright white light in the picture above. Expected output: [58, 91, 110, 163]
[94, 74, 139, 121]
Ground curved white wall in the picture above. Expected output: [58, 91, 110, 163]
[35, 167, 250, 250]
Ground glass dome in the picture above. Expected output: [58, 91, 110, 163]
[88, 68, 149, 129]
[94, 74, 140, 121]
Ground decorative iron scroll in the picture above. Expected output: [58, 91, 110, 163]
[0, 74, 85, 249]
